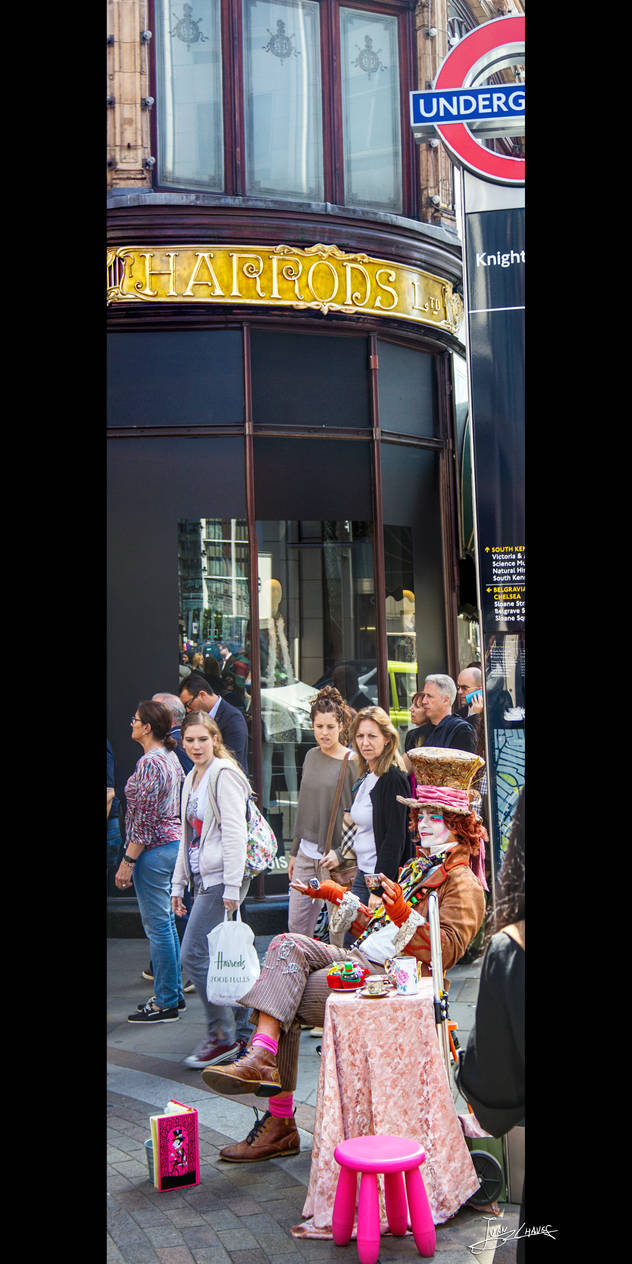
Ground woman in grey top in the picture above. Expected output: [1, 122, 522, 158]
[288, 687, 357, 941]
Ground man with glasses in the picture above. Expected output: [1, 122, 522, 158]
[455, 665, 484, 729]
[178, 674, 249, 775]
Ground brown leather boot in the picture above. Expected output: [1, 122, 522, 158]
[219, 1111, 300, 1162]
[201, 1042, 282, 1096]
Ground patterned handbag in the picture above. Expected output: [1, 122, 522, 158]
[243, 796, 278, 878]
[206, 771, 278, 880]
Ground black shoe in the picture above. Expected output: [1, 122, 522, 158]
[128, 1000, 179, 1024]
[137, 994, 186, 1012]
[141, 965, 154, 981]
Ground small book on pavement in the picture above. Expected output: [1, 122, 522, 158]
[149, 1099, 200, 1191]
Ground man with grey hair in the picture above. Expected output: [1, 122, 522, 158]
[455, 665, 484, 739]
[404, 673, 476, 769]
[153, 692, 193, 775]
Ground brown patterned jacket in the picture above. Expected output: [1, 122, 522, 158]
[350, 842, 486, 976]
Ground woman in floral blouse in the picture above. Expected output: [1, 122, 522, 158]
[116, 700, 185, 1023]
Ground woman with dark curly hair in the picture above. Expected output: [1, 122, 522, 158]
[456, 786, 524, 1132]
[288, 686, 357, 940]
[456, 787, 524, 1256]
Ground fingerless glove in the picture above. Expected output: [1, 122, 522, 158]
[383, 882, 413, 927]
[304, 880, 347, 904]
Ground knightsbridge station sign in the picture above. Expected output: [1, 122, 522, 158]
[106, 243, 463, 334]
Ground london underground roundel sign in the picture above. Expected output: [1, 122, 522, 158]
[413, 16, 525, 186]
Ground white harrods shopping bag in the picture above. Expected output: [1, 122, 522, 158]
[206, 909, 260, 1004]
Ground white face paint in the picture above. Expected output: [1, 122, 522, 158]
[417, 807, 454, 856]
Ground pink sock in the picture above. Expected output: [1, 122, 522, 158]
[269, 1094, 294, 1118]
[252, 1032, 278, 1056]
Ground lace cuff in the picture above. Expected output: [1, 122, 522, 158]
[392, 908, 426, 956]
[329, 890, 361, 935]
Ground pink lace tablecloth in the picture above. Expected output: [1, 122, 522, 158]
[292, 981, 479, 1238]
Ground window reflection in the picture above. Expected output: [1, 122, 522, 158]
[177, 519, 250, 714]
[340, 7, 402, 212]
[257, 520, 376, 861]
[243, 0, 324, 200]
[155, 0, 224, 191]
[385, 525, 418, 746]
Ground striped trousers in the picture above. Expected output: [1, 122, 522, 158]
[238, 932, 382, 1093]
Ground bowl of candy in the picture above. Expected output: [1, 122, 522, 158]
[326, 961, 370, 991]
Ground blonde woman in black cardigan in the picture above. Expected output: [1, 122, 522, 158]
[343, 706, 412, 929]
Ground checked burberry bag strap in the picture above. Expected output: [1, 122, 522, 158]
[321, 752, 358, 887]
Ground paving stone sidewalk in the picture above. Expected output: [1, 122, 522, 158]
[107, 937, 519, 1263]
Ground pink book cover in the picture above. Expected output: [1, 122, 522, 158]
[152, 1100, 200, 1192]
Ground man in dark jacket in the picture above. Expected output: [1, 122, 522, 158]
[179, 673, 249, 775]
[404, 674, 475, 770]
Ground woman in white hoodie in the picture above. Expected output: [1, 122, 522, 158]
[171, 712, 253, 1069]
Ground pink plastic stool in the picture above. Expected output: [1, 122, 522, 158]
[332, 1135, 436, 1264]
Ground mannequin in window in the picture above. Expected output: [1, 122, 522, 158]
[260, 578, 298, 812]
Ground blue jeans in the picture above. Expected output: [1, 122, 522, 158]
[180, 876, 252, 1044]
[132, 841, 183, 1011]
[107, 816, 122, 866]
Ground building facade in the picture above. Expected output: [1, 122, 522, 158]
[106, 0, 523, 907]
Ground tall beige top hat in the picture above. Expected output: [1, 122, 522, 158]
[396, 746, 485, 815]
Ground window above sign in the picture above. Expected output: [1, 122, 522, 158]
[151, 0, 415, 215]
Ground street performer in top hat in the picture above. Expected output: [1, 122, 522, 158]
[201, 748, 487, 1163]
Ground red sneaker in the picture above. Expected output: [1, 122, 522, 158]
[184, 1036, 241, 1068]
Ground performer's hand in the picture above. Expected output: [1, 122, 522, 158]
[367, 893, 382, 912]
[379, 875, 412, 926]
[290, 879, 346, 904]
[289, 880, 311, 897]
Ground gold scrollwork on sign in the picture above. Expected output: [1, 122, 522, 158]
[106, 243, 463, 335]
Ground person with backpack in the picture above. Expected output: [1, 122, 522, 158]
[171, 711, 254, 1068]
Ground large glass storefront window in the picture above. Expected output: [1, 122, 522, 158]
[384, 524, 418, 745]
[175, 516, 378, 891]
[178, 519, 250, 662]
[155, 0, 224, 191]
[257, 519, 376, 862]
[243, 0, 324, 200]
[339, 7, 402, 212]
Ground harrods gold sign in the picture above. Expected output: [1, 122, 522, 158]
[107, 243, 463, 334]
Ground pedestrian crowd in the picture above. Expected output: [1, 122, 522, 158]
[107, 660, 522, 1187]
